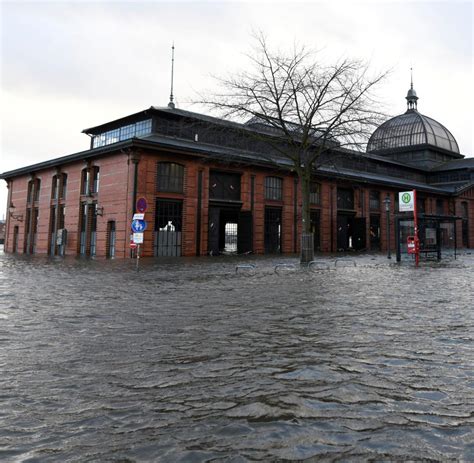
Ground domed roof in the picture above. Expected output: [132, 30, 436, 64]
[367, 111, 460, 154]
[367, 85, 459, 154]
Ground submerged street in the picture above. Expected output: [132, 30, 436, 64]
[0, 251, 473, 461]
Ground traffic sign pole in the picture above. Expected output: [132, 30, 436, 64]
[413, 189, 419, 267]
[136, 244, 140, 271]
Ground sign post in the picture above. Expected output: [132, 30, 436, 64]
[399, 190, 419, 266]
[131, 198, 148, 271]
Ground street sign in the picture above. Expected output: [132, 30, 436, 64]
[399, 191, 415, 212]
[130, 242, 137, 249]
[136, 197, 148, 213]
[133, 232, 144, 244]
[133, 213, 145, 220]
[131, 219, 147, 233]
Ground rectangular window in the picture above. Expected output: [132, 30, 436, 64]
[436, 199, 444, 216]
[52, 176, 59, 200]
[92, 119, 152, 148]
[81, 169, 90, 195]
[157, 163, 184, 193]
[92, 167, 100, 194]
[265, 176, 283, 201]
[369, 190, 380, 211]
[417, 197, 426, 214]
[337, 188, 354, 210]
[209, 171, 241, 201]
[310, 182, 321, 205]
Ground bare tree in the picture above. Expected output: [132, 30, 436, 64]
[201, 35, 388, 262]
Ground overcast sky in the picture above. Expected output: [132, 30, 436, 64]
[1, 0, 473, 218]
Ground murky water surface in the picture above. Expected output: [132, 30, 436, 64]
[0, 250, 473, 462]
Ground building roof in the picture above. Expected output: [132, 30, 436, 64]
[367, 110, 460, 154]
[367, 83, 460, 156]
[430, 157, 474, 172]
[1, 103, 471, 197]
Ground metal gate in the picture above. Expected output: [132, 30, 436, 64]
[154, 199, 182, 257]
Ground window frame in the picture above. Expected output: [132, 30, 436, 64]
[265, 176, 283, 201]
[156, 162, 185, 194]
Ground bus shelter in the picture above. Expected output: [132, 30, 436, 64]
[395, 214, 460, 262]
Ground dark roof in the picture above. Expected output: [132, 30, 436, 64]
[430, 157, 474, 172]
[1, 131, 458, 195]
[316, 165, 456, 195]
[2, 105, 471, 197]
[367, 110, 460, 155]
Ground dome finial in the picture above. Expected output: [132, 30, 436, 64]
[406, 67, 418, 112]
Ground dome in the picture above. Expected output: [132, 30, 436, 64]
[367, 110, 460, 154]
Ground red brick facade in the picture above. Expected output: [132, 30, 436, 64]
[4, 147, 474, 258]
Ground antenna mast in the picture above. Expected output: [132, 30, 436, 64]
[168, 43, 175, 109]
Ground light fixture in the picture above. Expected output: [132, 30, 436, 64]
[9, 204, 24, 222]
[96, 206, 104, 217]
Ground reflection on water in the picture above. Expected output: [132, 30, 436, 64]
[0, 250, 473, 461]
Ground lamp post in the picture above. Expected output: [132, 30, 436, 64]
[383, 195, 391, 259]
[8, 204, 23, 222]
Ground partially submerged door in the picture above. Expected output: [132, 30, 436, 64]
[237, 211, 253, 254]
[264, 207, 282, 253]
[208, 207, 220, 255]
[337, 214, 348, 250]
[353, 218, 366, 250]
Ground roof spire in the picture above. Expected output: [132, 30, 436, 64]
[168, 43, 175, 109]
[406, 67, 418, 112]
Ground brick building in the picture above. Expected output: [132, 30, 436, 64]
[1, 86, 473, 259]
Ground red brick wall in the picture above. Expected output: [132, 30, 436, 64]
[3, 149, 473, 257]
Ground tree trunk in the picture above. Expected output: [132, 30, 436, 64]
[299, 169, 314, 263]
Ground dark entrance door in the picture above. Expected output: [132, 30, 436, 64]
[208, 206, 243, 255]
[237, 211, 253, 254]
[337, 214, 364, 251]
[337, 214, 351, 251]
[310, 210, 321, 251]
[208, 207, 220, 255]
[264, 207, 282, 253]
[353, 217, 366, 251]
[13, 226, 19, 253]
[369, 215, 381, 251]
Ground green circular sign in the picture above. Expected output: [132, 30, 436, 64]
[402, 193, 411, 204]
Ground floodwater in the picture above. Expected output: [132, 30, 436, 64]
[0, 249, 473, 462]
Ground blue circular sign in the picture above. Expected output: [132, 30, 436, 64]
[131, 219, 147, 233]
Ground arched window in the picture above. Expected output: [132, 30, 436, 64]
[265, 176, 283, 201]
[52, 175, 59, 200]
[92, 167, 100, 194]
[60, 173, 68, 199]
[156, 162, 184, 193]
[81, 168, 90, 195]
[33, 179, 41, 202]
[310, 182, 321, 205]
